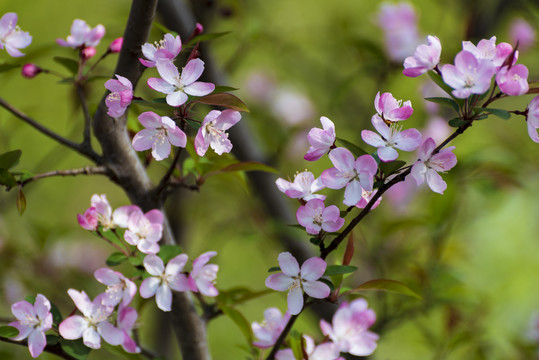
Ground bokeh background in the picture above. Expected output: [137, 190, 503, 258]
[1, 0, 539, 359]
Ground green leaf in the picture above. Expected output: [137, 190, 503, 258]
[219, 305, 253, 344]
[0, 63, 19, 72]
[428, 71, 455, 98]
[191, 93, 249, 112]
[0, 150, 22, 169]
[185, 32, 231, 47]
[476, 107, 511, 120]
[185, 119, 202, 130]
[203, 161, 277, 179]
[348, 279, 421, 298]
[268, 266, 280, 272]
[336, 138, 369, 157]
[324, 265, 358, 276]
[61, 339, 91, 360]
[158, 244, 183, 263]
[152, 22, 178, 37]
[13, 169, 34, 182]
[132, 99, 171, 111]
[309, 237, 321, 245]
[17, 187, 26, 215]
[0, 169, 17, 187]
[289, 330, 304, 360]
[46, 335, 60, 345]
[105, 252, 128, 267]
[0, 326, 19, 338]
[217, 287, 272, 306]
[53, 56, 79, 74]
[128, 253, 144, 267]
[448, 118, 468, 127]
[425, 97, 460, 112]
[318, 277, 335, 292]
[98, 227, 125, 248]
[212, 85, 239, 94]
[50, 302, 63, 326]
[379, 160, 406, 176]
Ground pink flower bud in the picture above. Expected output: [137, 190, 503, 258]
[21, 63, 42, 78]
[109, 37, 123, 53]
[194, 23, 204, 36]
[81, 46, 96, 60]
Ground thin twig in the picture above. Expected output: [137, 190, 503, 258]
[18, 166, 108, 187]
[0, 336, 78, 360]
[0, 97, 101, 163]
[155, 147, 184, 201]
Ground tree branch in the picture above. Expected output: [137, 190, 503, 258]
[18, 166, 108, 187]
[0, 336, 77, 360]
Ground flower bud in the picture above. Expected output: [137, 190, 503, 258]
[194, 23, 204, 36]
[21, 63, 42, 79]
[109, 37, 123, 53]
[81, 46, 96, 60]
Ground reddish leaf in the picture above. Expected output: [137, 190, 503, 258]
[191, 93, 249, 112]
[342, 234, 354, 266]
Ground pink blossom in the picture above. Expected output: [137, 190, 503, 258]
[321, 147, 378, 206]
[252, 307, 291, 349]
[0, 13, 32, 57]
[462, 36, 514, 69]
[440, 50, 496, 99]
[265, 252, 330, 315]
[147, 59, 215, 107]
[496, 64, 529, 96]
[275, 171, 326, 201]
[139, 254, 190, 312]
[77, 206, 98, 231]
[9, 294, 52, 358]
[21, 63, 41, 78]
[320, 298, 378, 356]
[403, 35, 441, 77]
[140, 33, 181, 68]
[117, 306, 140, 353]
[411, 137, 457, 194]
[377, 2, 420, 61]
[195, 109, 241, 156]
[526, 95, 539, 143]
[105, 75, 133, 118]
[276, 335, 341, 360]
[56, 19, 105, 49]
[109, 37, 123, 53]
[94, 268, 137, 307]
[510, 18, 535, 52]
[361, 114, 422, 162]
[81, 46, 96, 60]
[355, 188, 381, 210]
[77, 194, 114, 230]
[304, 116, 336, 161]
[374, 92, 413, 122]
[59, 290, 124, 349]
[132, 111, 187, 161]
[188, 251, 219, 297]
[296, 198, 344, 235]
[123, 207, 163, 255]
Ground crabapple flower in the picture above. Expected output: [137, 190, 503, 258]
[132, 111, 187, 161]
[77, 206, 98, 231]
[403, 35, 441, 77]
[496, 64, 529, 96]
[321, 147, 378, 206]
[441, 50, 496, 98]
[81, 46, 96, 60]
[123, 207, 163, 254]
[117, 307, 140, 353]
[147, 58, 215, 107]
[195, 109, 241, 156]
[0, 13, 32, 57]
[462, 36, 513, 69]
[304, 116, 336, 161]
[510, 18, 535, 52]
[140, 33, 181, 67]
[21, 63, 41, 78]
[356, 188, 381, 210]
[374, 92, 413, 122]
[59, 290, 124, 349]
[109, 37, 123, 53]
[105, 75, 133, 117]
[94, 268, 137, 307]
[252, 308, 291, 348]
[77, 194, 113, 231]
[275, 171, 326, 201]
[9, 294, 52, 358]
[276, 335, 341, 360]
[526, 95, 539, 143]
[320, 298, 378, 356]
[265, 252, 330, 315]
[411, 137, 457, 194]
[296, 198, 344, 235]
[361, 114, 422, 162]
[140, 254, 190, 312]
[188, 251, 219, 297]
[56, 19, 105, 49]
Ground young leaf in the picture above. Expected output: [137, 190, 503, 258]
[428, 71, 457, 99]
[46, 334, 60, 345]
[105, 252, 128, 267]
[0, 326, 19, 338]
[268, 266, 280, 273]
[158, 244, 183, 263]
[379, 160, 406, 176]
[190, 93, 249, 112]
[0, 169, 17, 187]
[476, 107, 511, 120]
[219, 305, 253, 344]
[217, 287, 271, 306]
[448, 118, 468, 127]
[348, 279, 421, 298]
[61, 339, 92, 360]
[425, 97, 460, 112]
[324, 265, 358, 276]
[343, 234, 354, 266]
[16, 187, 26, 215]
[53, 56, 79, 74]
[212, 85, 239, 94]
[203, 161, 278, 180]
[0, 149, 22, 169]
[336, 137, 369, 157]
[185, 32, 231, 47]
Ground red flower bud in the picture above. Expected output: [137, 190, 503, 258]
[21, 63, 42, 79]
[81, 46, 96, 60]
[109, 37, 123, 53]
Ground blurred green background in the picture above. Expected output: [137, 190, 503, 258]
[1, 0, 539, 359]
